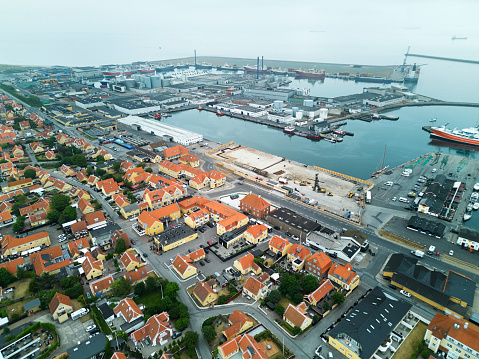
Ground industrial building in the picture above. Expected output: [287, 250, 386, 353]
[118, 116, 203, 145]
[363, 93, 404, 107]
[244, 87, 294, 101]
[266, 207, 319, 241]
[113, 101, 163, 115]
[75, 98, 105, 109]
[71, 66, 102, 78]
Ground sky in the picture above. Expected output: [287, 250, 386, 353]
[1, 0, 479, 66]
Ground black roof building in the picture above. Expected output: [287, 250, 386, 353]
[328, 286, 412, 359]
[155, 224, 196, 250]
[67, 333, 107, 359]
[266, 207, 319, 240]
[406, 216, 446, 238]
[97, 302, 115, 322]
[218, 224, 250, 248]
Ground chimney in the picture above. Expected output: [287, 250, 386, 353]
[464, 322, 468, 329]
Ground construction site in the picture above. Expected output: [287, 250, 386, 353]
[207, 142, 373, 222]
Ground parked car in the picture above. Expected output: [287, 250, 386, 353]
[205, 258, 211, 263]
[86, 325, 97, 332]
[131, 239, 136, 245]
[449, 250, 454, 256]
[400, 290, 411, 298]
[369, 248, 376, 256]
[199, 261, 205, 266]
[315, 345, 323, 355]
[207, 241, 213, 246]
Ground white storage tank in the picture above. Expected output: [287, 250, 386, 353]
[304, 99, 314, 107]
[292, 107, 299, 116]
[273, 100, 283, 109]
[295, 111, 303, 119]
[151, 76, 161, 88]
[319, 108, 328, 119]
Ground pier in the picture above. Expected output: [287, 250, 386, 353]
[407, 53, 479, 65]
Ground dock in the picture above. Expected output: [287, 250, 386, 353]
[408, 53, 479, 65]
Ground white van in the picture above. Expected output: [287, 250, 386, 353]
[432, 168, 437, 173]
[399, 197, 409, 203]
[384, 181, 393, 186]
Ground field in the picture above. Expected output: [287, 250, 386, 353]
[6, 298, 32, 319]
[11, 278, 32, 299]
[392, 322, 427, 359]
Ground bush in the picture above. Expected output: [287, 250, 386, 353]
[5, 335, 15, 342]
[421, 349, 429, 359]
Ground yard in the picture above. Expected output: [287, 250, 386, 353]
[71, 299, 91, 323]
[134, 290, 163, 308]
[392, 322, 427, 359]
[10, 278, 32, 300]
[6, 298, 33, 320]
[279, 297, 294, 309]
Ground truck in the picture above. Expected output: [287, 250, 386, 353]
[366, 191, 371, 203]
[278, 177, 288, 184]
[411, 250, 424, 258]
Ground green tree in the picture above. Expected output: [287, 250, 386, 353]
[36, 272, 57, 290]
[111, 278, 132, 296]
[145, 276, 159, 293]
[114, 238, 127, 254]
[7, 177, 16, 182]
[145, 167, 153, 173]
[60, 276, 79, 289]
[182, 331, 199, 350]
[50, 194, 71, 212]
[39, 289, 58, 309]
[332, 291, 345, 305]
[302, 274, 319, 294]
[95, 168, 106, 177]
[175, 317, 190, 331]
[86, 166, 93, 176]
[94, 202, 102, 210]
[279, 273, 300, 298]
[59, 206, 77, 224]
[23, 169, 36, 179]
[14, 194, 27, 204]
[12, 216, 25, 233]
[165, 282, 180, 299]
[45, 136, 56, 148]
[0, 268, 15, 287]
[71, 154, 87, 167]
[134, 282, 147, 296]
[15, 267, 27, 280]
[65, 283, 84, 299]
[323, 301, 331, 311]
[113, 162, 121, 172]
[268, 289, 281, 304]
[292, 326, 302, 335]
[201, 325, 216, 342]
[11, 203, 20, 217]
[96, 155, 105, 164]
[47, 210, 61, 224]
[274, 303, 285, 316]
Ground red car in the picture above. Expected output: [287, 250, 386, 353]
[131, 240, 136, 245]
[207, 241, 213, 246]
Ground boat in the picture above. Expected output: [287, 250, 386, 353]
[333, 129, 346, 136]
[197, 106, 203, 111]
[244, 65, 267, 74]
[466, 203, 473, 212]
[294, 69, 325, 78]
[324, 138, 336, 143]
[137, 65, 156, 74]
[175, 62, 190, 69]
[464, 210, 472, 221]
[355, 76, 392, 83]
[473, 203, 479, 210]
[452, 36, 467, 40]
[216, 110, 225, 116]
[217, 63, 237, 71]
[195, 61, 213, 70]
[283, 126, 321, 140]
[371, 145, 388, 177]
[430, 118, 437, 122]
[471, 192, 479, 200]
[430, 125, 479, 147]
[474, 183, 479, 191]
[371, 114, 382, 120]
[283, 126, 296, 135]
[155, 64, 175, 72]
[270, 67, 289, 75]
[102, 67, 132, 78]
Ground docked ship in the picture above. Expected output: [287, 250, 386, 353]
[283, 126, 321, 140]
[244, 65, 268, 74]
[102, 67, 132, 78]
[175, 62, 190, 69]
[294, 69, 326, 78]
[195, 61, 213, 70]
[217, 63, 238, 71]
[430, 125, 479, 147]
[270, 67, 289, 75]
[355, 76, 392, 83]
[137, 65, 156, 74]
[155, 64, 175, 72]
[404, 64, 420, 83]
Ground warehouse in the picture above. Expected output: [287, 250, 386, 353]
[113, 100, 163, 115]
[75, 98, 105, 109]
[244, 88, 294, 101]
[266, 207, 319, 241]
[71, 66, 102, 78]
[118, 116, 203, 146]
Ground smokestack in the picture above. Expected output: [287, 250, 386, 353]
[257, 57, 259, 79]
[194, 50, 197, 70]
[262, 56, 264, 75]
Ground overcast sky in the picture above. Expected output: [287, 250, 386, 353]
[1, 0, 478, 66]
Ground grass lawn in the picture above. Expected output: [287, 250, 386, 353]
[279, 297, 294, 309]
[392, 322, 427, 359]
[9, 278, 32, 299]
[134, 290, 163, 308]
[209, 319, 227, 349]
[6, 298, 32, 319]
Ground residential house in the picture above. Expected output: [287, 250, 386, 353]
[154, 224, 198, 253]
[78, 198, 95, 214]
[187, 248, 206, 263]
[137, 203, 181, 235]
[30, 246, 73, 276]
[120, 203, 141, 219]
[19, 198, 50, 217]
[0, 257, 25, 275]
[67, 237, 90, 259]
[283, 302, 312, 331]
[243, 224, 268, 244]
[161, 145, 188, 161]
[2, 231, 51, 257]
[29, 142, 45, 153]
[287, 244, 311, 271]
[111, 229, 130, 249]
[172, 255, 197, 280]
[222, 310, 253, 340]
[90, 275, 114, 296]
[121, 160, 135, 172]
[233, 253, 262, 275]
[425, 313, 479, 359]
[208, 170, 226, 188]
[93, 147, 112, 161]
[268, 235, 291, 257]
[123, 167, 150, 185]
[49, 293, 73, 323]
[87, 175, 99, 187]
[184, 208, 209, 229]
[28, 211, 47, 227]
[179, 153, 200, 167]
[157, 160, 181, 178]
[328, 263, 360, 291]
[218, 334, 267, 359]
[11, 145, 24, 158]
[114, 298, 144, 323]
[192, 281, 218, 306]
[2, 178, 33, 193]
[304, 278, 334, 307]
[305, 251, 332, 278]
[239, 193, 271, 219]
[242, 276, 267, 301]
[189, 172, 210, 190]
[120, 251, 144, 272]
[131, 312, 172, 347]
[112, 193, 130, 208]
[76, 168, 88, 182]
[60, 164, 75, 177]
[82, 211, 107, 230]
[216, 214, 249, 236]
[112, 353, 127, 359]
[124, 268, 149, 285]
[19, 121, 30, 130]
[82, 252, 104, 280]
[101, 178, 120, 197]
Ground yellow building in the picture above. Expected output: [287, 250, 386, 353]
[184, 208, 209, 229]
[29, 211, 48, 227]
[216, 214, 249, 236]
[286, 244, 311, 271]
[2, 178, 33, 193]
[233, 253, 262, 275]
[243, 224, 268, 244]
[222, 310, 254, 340]
[155, 224, 198, 252]
[208, 170, 226, 188]
[120, 203, 142, 219]
[172, 255, 197, 280]
[192, 281, 217, 306]
[268, 235, 291, 257]
[158, 161, 181, 178]
[283, 302, 312, 331]
[1, 232, 51, 257]
[82, 253, 104, 280]
[328, 263, 360, 291]
[179, 153, 200, 168]
[242, 276, 267, 301]
[137, 211, 165, 236]
[49, 293, 73, 324]
[189, 173, 210, 190]
[120, 251, 144, 272]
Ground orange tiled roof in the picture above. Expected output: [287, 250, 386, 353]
[427, 313, 479, 352]
[245, 224, 267, 238]
[240, 193, 270, 211]
[162, 145, 188, 159]
[2, 231, 49, 253]
[82, 211, 106, 226]
[329, 263, 358, 285]
[284, 302, 309, 328]
[287, 244, 311, 261]
[124, 268, 149, 283]
[0, 257, 25, 274]
[49, 292, 72, 315]
[114, 298, 143, 323]
[269, 235, 289, 250]
[90, 275, 114, 294]
[172, 255, 194, 276]
[243, 276, 265, 297]
[120, 251, 140, 268]
[193, 281, 216, 303]
[304, 278, 334, 304]
[187, 248, 205, 262]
